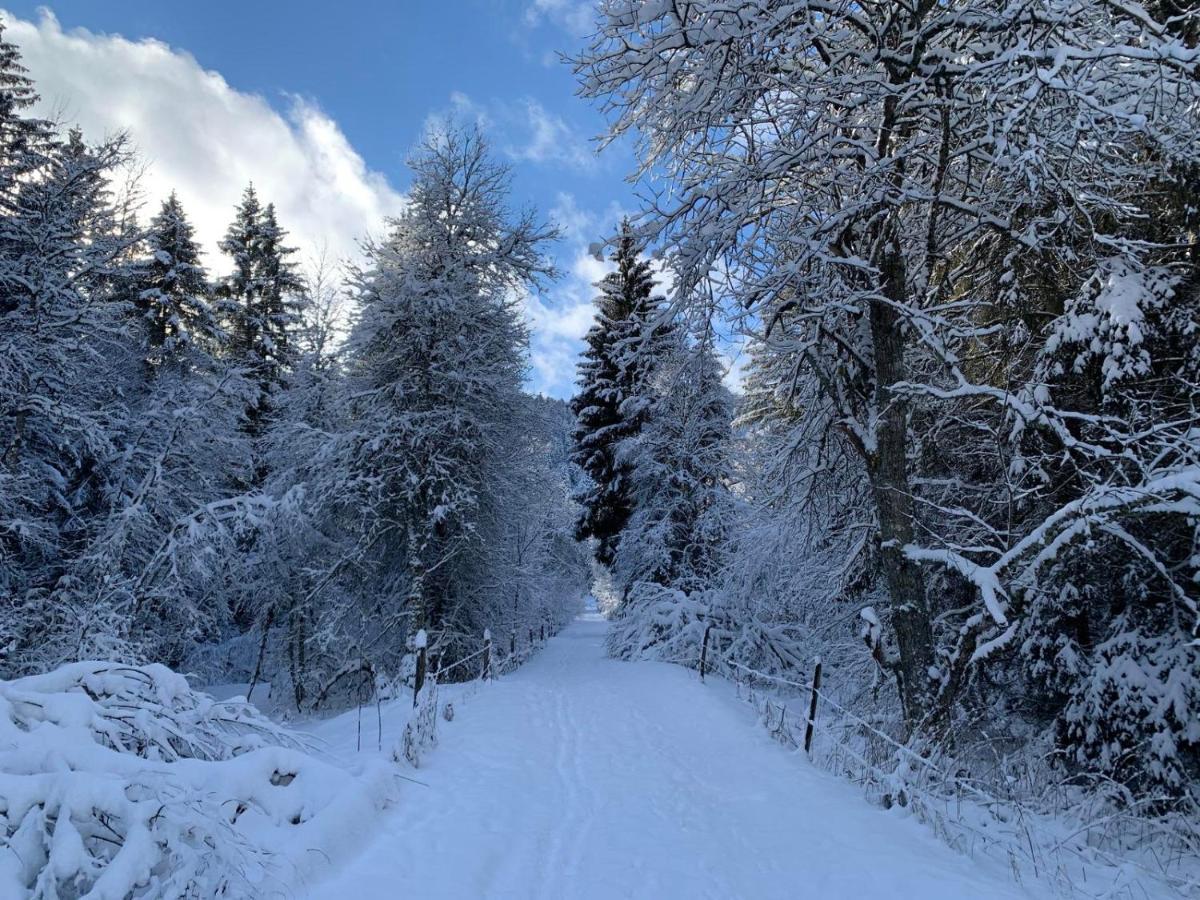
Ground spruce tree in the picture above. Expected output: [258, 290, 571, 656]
[0, 121, 136, 673]
[218, 186, 302, 441]
[570, 221, 669, 568]
[634, 332, 733, 583]
[255, 202, 304, 376]
[217, 184, 261, 367]
[135, 192, 216, 372]
[0, 22, 51, 211]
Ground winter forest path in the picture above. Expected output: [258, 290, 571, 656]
[307, 615, 1046, 900]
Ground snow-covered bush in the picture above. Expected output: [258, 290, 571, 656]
[606, 583, 710, 664]
[0, 662, 394, 898]
[1060, 631, 1200, 799]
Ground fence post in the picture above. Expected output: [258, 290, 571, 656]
[699, 623, 714, 681]
[540, 624, 545, 642]
[804, 657, 822, 755]
[510, 631, 516, 658]
[482, 629, 492, 681]
[528, 627, 534, 646]
[412, 629, 428, 709]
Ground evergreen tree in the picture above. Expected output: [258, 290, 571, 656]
[0, 22, 51, 216]
[0, 123, 137, 672]
[219, 186, 302, 441]
[135, 191, 217, 372]
[614, 327, 734, 594]
[219, 184, 261, 321]
[570, 221, 669, 568]
[255, 202, 304, 374]
[0, 28, 123, 668]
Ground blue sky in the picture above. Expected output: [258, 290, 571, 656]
[0, 1, 636, 397]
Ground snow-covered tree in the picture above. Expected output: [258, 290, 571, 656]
[0, 21, 51, 202]
[250, 125, 586, 699]
[578, 0, 1200, 725]
[0, 121, 137, 673]
[571, 221, 671, 568]
[219, 186, 304, 445]
[606, 321, 737, 660]
[341, 128, 551, 634]
[614, 327, 733, 595]
[134, 191, 218, 372]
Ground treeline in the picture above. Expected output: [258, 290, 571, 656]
[569, 0, 1200, 810]
[0, 26, 589, 707]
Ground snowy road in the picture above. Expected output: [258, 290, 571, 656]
[307, 615, 1045, 900]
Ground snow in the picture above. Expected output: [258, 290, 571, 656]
[0, 662, 400, 898]
[305, 616, 1047, 899]
[1040, 258, 1177, 389]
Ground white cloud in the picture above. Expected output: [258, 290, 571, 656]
[524, 0, 597, 37]
[524, 193, 630, 397]
[422, 91, 492, 139]
[5, 9, 405, 272]
[427, 92, 597, 175]
[508, 99, 597, 172]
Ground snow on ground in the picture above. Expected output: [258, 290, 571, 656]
[304, 615, 1051, 900]
[0, 662, 399, 898]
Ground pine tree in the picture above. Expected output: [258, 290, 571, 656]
[219, 184, 260, 315]
[255, 202, 304, 377]
[0, 123, 137, 673]
[615, 327, 734, 594]
[219, 186, 302, 441]
[0, 21, 52, 215]
[570, 221, 669, 569]
[135, 192, 216, 372]
[0, 29, 117, 669]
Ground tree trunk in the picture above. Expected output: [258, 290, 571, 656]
[248, 604, 275, 704]
[290, 610, 307, 710]
[868, 238, 935, 730]
[407, 527, 428, 634]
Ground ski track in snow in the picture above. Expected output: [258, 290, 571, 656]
[305, 614, 1049, 900]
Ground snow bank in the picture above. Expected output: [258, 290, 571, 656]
[0, 662, 400, 898]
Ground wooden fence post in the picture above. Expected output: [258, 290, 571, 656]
[699, 623, 714, 682]
[540, 624, 545, 642]
[412, 629, 427, 709]
[482, 629, 492, 681]
[804, 657, 822, 755]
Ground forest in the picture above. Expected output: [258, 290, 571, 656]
[1, 1, 1198, 897]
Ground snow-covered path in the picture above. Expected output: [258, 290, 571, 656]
[308, 615, 1045, 900]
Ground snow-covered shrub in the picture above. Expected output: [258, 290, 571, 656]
[1, 662, 304, 761]
[606, 583, 710, 664]
[1060, 630, 1200, 799]
[0, 662, 394, 898]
